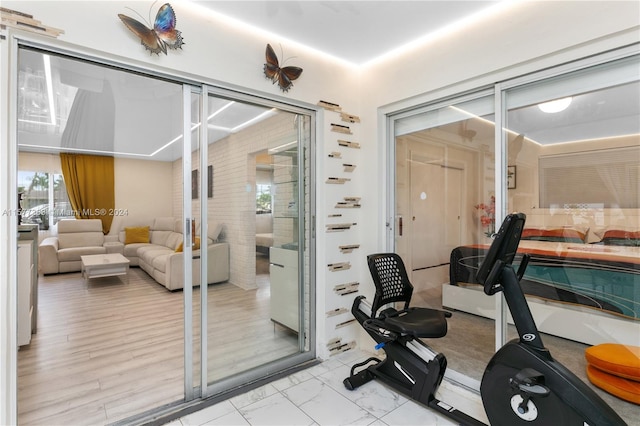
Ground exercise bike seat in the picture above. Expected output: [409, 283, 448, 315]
[367, 253, 451, 339]
[381, 307, 450, 338]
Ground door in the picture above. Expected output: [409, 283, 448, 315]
[15, 46, 188, 424]
[409, 153, 463, 271]
[13, 44, 316, 425]
[194, 91, 315, 396]
[392, 93, 498, 381]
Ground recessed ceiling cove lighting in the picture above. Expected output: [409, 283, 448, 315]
[538, 97, 572, 113]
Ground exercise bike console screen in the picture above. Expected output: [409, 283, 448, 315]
[476, 212, 526, 295]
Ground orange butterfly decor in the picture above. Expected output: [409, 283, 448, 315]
[263, 44, 303, 92]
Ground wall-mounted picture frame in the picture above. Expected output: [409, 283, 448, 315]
[207, 165, 213, 198]
[191, 169, 198, 199]
[507, 165, 516, 189]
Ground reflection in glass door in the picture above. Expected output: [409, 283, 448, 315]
[15, 46, 186, 424]
[393, 94, 497, 382]
[503, 56, 639, 424]
[390, 52, 638, 425]
[192, 91, 314, 394]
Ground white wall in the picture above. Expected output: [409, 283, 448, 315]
[17, 152, 173, 225]
[172, 112, 297, 290]
[1, 1, 639, 423]
[114, 158, 173, 219]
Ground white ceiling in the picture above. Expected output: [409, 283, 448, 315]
[193, 0, 500, 66]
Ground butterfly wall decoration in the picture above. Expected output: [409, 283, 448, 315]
[118, 2, 184, 55]
[263, 44, 303, 92]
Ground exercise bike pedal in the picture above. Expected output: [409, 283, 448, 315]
[344, 368, 375, 390]
[510, 368, 550, 398]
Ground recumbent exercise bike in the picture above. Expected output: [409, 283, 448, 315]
[343, 213, 626, 425]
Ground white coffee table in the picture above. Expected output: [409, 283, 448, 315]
[81, 253, 130, 286]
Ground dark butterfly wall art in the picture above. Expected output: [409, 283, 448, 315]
[118, 2, 184, 55]
[263, 44, 303, 92]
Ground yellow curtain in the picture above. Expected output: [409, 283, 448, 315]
[60, 153, 115, 234]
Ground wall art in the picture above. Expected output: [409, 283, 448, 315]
[263, 44, 303, 92]
[118, 3, 184, 55]
[191, 169, 198, 199]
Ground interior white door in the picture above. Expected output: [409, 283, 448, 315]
[409, 155, 463, 270]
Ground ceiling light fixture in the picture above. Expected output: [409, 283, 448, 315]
[538, 97, 572, 113]
[232, 109, 277, 133]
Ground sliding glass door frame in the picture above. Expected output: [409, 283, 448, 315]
[384, 44, 639, 389]
[9, 34, 317, 422]
[198, 85, 317, 397]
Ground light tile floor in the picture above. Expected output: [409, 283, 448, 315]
[166, 349, 489, 426]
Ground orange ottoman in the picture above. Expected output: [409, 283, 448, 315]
[585, 343, 640, 404]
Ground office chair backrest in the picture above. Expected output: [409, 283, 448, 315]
[367, 253, 414, 318]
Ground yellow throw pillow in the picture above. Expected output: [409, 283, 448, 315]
[175, 238, 200, 253]
[124, 226, 150, 244]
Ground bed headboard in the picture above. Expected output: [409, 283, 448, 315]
[522, 208, 639, 244]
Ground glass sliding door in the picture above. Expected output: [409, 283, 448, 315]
[392, 93, 497, 382]
[389, 51, 638, 424]
[14, 43, 316, 423]
[502, 55, 639, 422]
[16, 46, 186, 424]
[198, 91, 315, 393]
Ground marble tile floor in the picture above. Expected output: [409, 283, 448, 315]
[165, 349, 489, 426]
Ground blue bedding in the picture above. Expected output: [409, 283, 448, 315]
[449, 241, 640, 320]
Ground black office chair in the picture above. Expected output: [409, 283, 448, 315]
[366, 253, 451, 339]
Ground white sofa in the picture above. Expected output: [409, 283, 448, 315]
[39, 219, 108, 274]
[39, 217, 229, 291]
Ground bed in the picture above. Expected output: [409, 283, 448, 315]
[446, 226, 640, 345]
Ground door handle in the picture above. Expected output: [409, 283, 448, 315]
[399, 216, 403, 236]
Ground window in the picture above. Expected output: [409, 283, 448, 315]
[256, 183, 272, 213]
[539, 146, 639, 208]
[18, 170, 73, 228]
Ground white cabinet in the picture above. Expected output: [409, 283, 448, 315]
[18, 224, 38, 334]
[269, 247, 299, 332]
[18, 241, 34, 346]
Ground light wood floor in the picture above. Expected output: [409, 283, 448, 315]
[17, 259, 299, 425]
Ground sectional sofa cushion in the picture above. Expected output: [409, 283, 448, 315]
[208, 222, 223, 241]
[57, 246, 107, 262]
[57, 218, 105, 249]
[175, 237, 201, 253]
